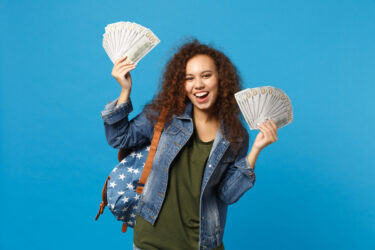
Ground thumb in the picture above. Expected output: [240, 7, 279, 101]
[258, 131, 264, 139]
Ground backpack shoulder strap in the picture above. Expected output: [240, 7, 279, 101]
[135, 108, 168, 194]
[95, 176, 111, 221]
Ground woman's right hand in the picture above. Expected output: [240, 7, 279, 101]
[111, 56, 136, 91]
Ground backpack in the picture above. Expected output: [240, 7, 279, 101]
[95, 109, 167, 233]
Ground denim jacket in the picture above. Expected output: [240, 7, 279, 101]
[101, 97, 256, 250]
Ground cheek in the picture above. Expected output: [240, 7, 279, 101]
[185, 82, 192, 94]
[211, 89, 219, 101]
[211, 85, 219, 100]
[209, 75, 219, 88]
[209, 79, 219, 96]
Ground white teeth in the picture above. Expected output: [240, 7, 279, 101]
[195, 92, 208, 97]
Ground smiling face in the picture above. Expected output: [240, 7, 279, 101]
[185, 54, 219, 115]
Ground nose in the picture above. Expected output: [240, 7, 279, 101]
[193, 77, 205, 89]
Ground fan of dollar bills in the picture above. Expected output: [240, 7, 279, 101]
[102, 21, 160, 64]
[235, 86, 293, 130]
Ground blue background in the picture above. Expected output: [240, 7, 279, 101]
[1, 0, 374, 249]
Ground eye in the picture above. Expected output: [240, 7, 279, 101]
[185, 77, 194, 81]
[203, 74, 211, 78]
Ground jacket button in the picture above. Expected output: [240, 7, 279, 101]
[202, 246, 207, 249]
[201, 217, 205, 220]
[248, 171, 253, 176]
[158, 192, 164, 197]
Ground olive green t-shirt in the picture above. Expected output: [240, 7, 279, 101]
[133, 123, 224, 250]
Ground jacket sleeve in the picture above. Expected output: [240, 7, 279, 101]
[100, 97, 155, 149]
[217, 133, 256, 205]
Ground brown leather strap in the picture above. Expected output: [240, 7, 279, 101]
[118, 148, 124, 162]
[95, 176, 111, 220]
[135, 109, 168, 194]
[117, 109, 168, 163]
[122, 222, 127, 233]
[117, 147, 127, 162]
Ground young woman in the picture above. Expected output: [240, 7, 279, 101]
[101, 39, 278, 250]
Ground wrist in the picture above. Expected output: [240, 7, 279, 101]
[247, 147, 260, 169]
[251, 145, 262, 154]
[116, 90, 131, 107]
[121, 88, 131, 95]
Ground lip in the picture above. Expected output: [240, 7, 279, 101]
[195, 92, 209, 103]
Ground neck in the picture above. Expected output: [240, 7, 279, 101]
[193, 106, 219, 125]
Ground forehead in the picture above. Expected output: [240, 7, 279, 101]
[186, 54, 217, 73]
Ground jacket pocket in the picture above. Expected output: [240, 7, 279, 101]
[164, 124, 181, 135]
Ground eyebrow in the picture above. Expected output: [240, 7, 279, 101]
[185, 70, 213, 76]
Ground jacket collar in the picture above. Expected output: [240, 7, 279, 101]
[175, 100, 193, 120]
[175, 100, 230, 154]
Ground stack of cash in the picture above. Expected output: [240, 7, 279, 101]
[235, 86, 293, 130]
[102, 21, 160, 64]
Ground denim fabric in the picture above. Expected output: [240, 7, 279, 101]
[101, 98, 256, 250]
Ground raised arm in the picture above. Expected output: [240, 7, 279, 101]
[101, 97, 155, 149]
[100, 56, 155, 149]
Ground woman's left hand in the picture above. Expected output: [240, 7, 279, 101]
[253, 119, 278, 151]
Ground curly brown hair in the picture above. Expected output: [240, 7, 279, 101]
[144, 38, 248, 154]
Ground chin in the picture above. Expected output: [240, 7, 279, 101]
[193, 101, 214, 111]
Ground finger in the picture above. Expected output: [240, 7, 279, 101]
[269, 120, 278, 137]
[258, 127, 271, 145]
[112, 63, 132, 75]
[258, 124, 267, 134]
[117, 64, 136, 74]
[116, 62, 136, 71]
[264, 121, 277, 139]
[269, 119, 278, 130]
[262, 121, 271, 129]
[257, 127, 265, 138]
[117, 63, 136, 72]
[259, 127, 276, 145]
[258, 126, 265, 134]
[113, 65, 135, 78]
[268, 120, 278, 140]
[258, 126, 271, 139]
[259, 123, 270, 133]
[259, 125, 276, 142]
[115, 56, 128, 65]
[119, 65, 136, 76]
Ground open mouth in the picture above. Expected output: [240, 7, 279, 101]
[194, 91, 209, 99]
[194, 91, 209, 102]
